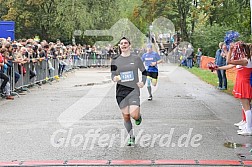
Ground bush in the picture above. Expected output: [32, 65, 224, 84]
[191, 24, 229, 57]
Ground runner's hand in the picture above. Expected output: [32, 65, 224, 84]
[137, 82, 144, 88]
[113, 75, 120, 82]
[150, 62, 157, 66]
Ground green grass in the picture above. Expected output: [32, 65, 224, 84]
[185, 67, 234, 95]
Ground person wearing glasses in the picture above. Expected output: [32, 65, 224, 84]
[111, 37, 147, 146]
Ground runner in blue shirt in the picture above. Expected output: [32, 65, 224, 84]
[141, 44, 163, 101]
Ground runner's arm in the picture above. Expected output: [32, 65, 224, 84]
[157, 59, 163, 64]
[156, 52, 163, 64]
[138, 57, 147, 84]
[111, 59, 117, 81]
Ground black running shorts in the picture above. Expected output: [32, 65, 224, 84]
[147, 71, 158, 79]
[116, 91, 140, 109]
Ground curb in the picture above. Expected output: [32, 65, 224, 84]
[74, 80, 112, 87]
[1, 159, 252, 166]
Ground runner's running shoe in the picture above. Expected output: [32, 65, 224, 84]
[135, 115, 142, 125]
[127, 136, 135, 146]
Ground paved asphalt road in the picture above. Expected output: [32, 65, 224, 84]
[0, 63, 252, 166]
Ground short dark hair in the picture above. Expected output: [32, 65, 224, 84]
[120, 37, 131, 44]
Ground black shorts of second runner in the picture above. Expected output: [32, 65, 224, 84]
[116, 90, 140, 109]
[147, 71, 158, 79]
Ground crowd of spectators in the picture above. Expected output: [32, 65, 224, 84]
[0, 37, 135, 100]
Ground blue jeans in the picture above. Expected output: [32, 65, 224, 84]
[217, 69, 227, 88]
[196, 58, 201, 67]
[187, 59, 193, 68]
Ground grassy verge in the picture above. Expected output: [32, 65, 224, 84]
[186, 67, 234, 95]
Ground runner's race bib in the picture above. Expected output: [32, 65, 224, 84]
[120, 71, 134, 82]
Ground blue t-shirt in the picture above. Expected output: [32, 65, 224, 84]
[141, 51, 161, 72]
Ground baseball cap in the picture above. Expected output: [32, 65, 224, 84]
[147, 43, 152, 48]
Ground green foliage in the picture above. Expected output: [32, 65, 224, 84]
[0, 0, 126, 43]
[191, 24, 229, 57]
[189, 0, 251, 57]
[0, 0, 251, 46]
[0, 0, 8, 19]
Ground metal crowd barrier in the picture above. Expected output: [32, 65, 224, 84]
[0, 58, 75, 97]
[0, 53, 113, 98]
[69, 53, 111, 68]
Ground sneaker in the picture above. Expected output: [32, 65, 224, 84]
[127, 136, 135, 146]
[237, 128, 252, 136]
[239, 123, 247, 130]
[237, 129, 242, 133]
[234, 120, 246, 127]
[237, 127, 247, 133]
[148, 96, 152, 101]
[135, 115, 142, 125]
[6, 95, 14, 100]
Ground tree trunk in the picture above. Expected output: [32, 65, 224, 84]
[209, 0, 217, 26]
[178, 0, 188, 41]
[191, 0, 198, 39]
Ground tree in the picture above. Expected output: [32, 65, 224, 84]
[0, 0, 8, 19]
[1, 0, 251, 45]
[191, 24, 229, 57]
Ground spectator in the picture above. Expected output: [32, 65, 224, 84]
[0, 48, 14, 100]
[186, 45, 194, 68]
[196, 48, 202, 68]
[215, 42, 227, 90]
[179, 48, 187, 66]
[216, 42, 252, 135]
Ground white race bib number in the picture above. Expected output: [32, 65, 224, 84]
[120, 71, 134, 82]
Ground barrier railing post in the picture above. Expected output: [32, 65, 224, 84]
[20, 63, 30, 93]
[10, 63, 19, 97]
[46, 57, 53, 85]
